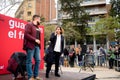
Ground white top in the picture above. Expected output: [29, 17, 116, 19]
[54, 35, 61, 52]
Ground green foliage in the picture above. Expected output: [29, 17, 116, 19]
[62, 21, 81, 41]
[40, 15, 45, 22]
[59, 0, 90, 44]
[95, 17, 119, 32]
[109, 0, 120, 42]
[109, 0, 120, 19]
[116, 31, 120, 41]
[44, 24, 56, 42]
[88, 17, 120, 42]
[96, 35, 106, 44]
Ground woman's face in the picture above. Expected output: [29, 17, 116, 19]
[115, 46, 118, 50]
[56, 27, 61, 34]
[109, 46, 112, 50]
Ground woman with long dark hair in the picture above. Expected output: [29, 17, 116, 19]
[45, 26, 64, 78]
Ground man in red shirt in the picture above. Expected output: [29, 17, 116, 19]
[23, 15, 41, 80]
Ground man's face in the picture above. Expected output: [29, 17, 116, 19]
[36, 17, 41, 25]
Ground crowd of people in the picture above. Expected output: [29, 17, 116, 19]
[45, 43, 120, 71]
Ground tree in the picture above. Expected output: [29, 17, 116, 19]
[43, 24, 56, 46]
[62, 21, 81, 45]
[87, 17, 120, 49]
[116, 31, 120, 43]
[109, 0, 120, 43]
[93, 17, 119, 40]
[59, 0, 90, 44]
[109, 0, 120, 19]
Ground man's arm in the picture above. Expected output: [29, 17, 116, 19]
[24, 23, 36, 41]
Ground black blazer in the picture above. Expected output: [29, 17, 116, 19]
[48, 32, 64, 54]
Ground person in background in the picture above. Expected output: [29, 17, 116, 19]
[69, 45, 76, 67]
[107, 45, 115, 69]
[118, 44, 120, 57]
[63, 46, 69, 67]
[114, 45, 119, 59]
[23, 15, 41, 80]
[45, 26, 64, 78]
[77, 46, 83, 66]
[76, 44, 82, 66]
[99, 46, 106, 66]
[63, 46, 69, 59]
[75, 46, 79, 66]
[88, 47, 94, 54]
[88, 48, 95, 66]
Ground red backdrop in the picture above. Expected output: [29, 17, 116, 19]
[0, 14, 44, 74]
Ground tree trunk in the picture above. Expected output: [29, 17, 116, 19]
[75, 40, 77, 48]
[106, 35, 109, 50]
[93, 35, 97, 52]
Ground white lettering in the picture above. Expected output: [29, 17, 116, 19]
[9, 19, 25, 29]
[8, 31, 14, 38]
[9, 20, 14, 29]
[0, 65, 4, 69]
[8, 30, 17, 38]
[14, 30, 17, 38]
[15, 21, 20, 28]
[18, 31, 24, 39]
[20, 23, 25, 29]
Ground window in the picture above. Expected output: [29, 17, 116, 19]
[88, 24, 95, 27]
[27, 20, 31, 22]
[84, 0, 91, 1]
[28, 3, 32, 8]
[27, 11, 31, 16]
[84, 0, 91, 2]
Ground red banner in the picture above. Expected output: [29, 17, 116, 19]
[0, 14, 44, 74]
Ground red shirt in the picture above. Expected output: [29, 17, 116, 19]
[23, 22, 40, 50]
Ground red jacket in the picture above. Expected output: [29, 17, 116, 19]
[23, 22, 40, 50]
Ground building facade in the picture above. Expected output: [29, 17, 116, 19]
[81, 0, 110, 27]
[57, 0, 110, 27]
[15, 0, 57, 22]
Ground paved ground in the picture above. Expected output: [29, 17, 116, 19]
[79, 66, 120, 80]
[0, 66, 120, 80]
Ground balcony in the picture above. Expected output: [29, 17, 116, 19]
[57, 3, 61, 11]
[86, 8, 107, 15]
[89, 10, 107, 15]
[81, 0, 106, 7]
[88, 18, 100, 23]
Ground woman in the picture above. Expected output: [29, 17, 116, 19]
[45, 26, 64, 78]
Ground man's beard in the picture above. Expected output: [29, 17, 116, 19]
[37, 21, 40, 26]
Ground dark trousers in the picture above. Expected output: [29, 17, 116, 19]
[109, 58, 114, 69]
[46, 51, 61, 75]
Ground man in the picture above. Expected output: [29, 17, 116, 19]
[23, 15, 41, 80]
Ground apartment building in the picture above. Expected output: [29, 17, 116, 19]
[57, 0, 110, 27]
[81, 0, 109, 27]
[15, 0, 57, 22]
